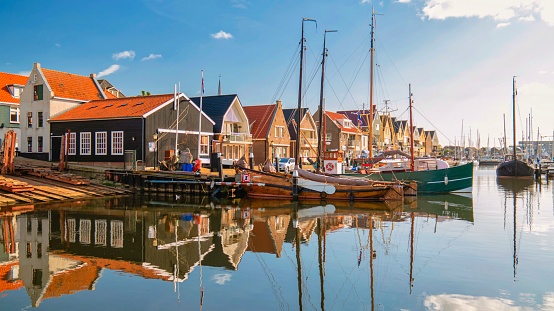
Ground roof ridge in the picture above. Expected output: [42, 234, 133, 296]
[42, 68, 93, 79]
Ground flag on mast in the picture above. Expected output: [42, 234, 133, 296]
[357, 111, 362, 128]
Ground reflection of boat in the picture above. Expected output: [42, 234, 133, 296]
[478, 156, 502, 165]
[496, 177, 534, 194]
[496, 77, 534, 178]
[412, 194, 474, 222]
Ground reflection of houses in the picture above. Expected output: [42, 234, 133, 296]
[282, 107, 318, 161]
[244, 101, 291, 164]
[203, 209, 252, 270]
[247, 214, 290, 257]
[17, 212, 95, 307]
[190, 95, 252, 165]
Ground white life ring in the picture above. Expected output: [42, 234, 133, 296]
[326, 163, 334, 171]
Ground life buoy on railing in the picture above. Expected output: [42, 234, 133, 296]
[325, 163, 334, 172]
[320, 192, 327, 199]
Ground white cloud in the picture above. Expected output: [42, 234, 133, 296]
[424, 294, 520, 310]
[231, 0, 249, 9]
[539, 70, 548, 74]
[397, 0, 411, 3]
[519, 14, 536, 22]
[422, 0, 554, 26]
[211, 30, 233, 39]
[141, 54, 162, 61]
[361, 0, 371, 3]
[55, 43, 61, 47]
[497, 22, 511, 28]
[17, 71, 31, 76]
[212, 273, 231, 285]
[112, 50, 136, 61]
[97, 64, 120, 78]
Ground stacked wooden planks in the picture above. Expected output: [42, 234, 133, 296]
[0, 175, 35, 192]
[0, 175, 131, 206]
[28, 168, 90, 185]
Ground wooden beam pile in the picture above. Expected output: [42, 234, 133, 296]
[0, 176, 34, 192]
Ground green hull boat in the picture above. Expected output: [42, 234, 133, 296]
[341, 162, 474, 193]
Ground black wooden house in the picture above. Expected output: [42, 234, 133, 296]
[49, 93, 215, 168]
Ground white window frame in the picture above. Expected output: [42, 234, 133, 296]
[95, 220, 107, 246]
[200, 135, 209, 155]
[110, 220, 124, 248]
[68, 132, 76, 155]
[111, 131, 123, 155]
[9, 107, 19, 124]
[96, 132, 107, 155]
[80, 132, 91, 155]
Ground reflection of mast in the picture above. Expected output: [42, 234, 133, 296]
[294, 207, 303, 311]
[317, 217, 325, 311]
[198, 217, 204, 309]
[513, 189, 518, 280]
[409, 212, 415, 294]
[369, 215, 375, 311]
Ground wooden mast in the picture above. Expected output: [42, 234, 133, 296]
[317, 30, 336, 172]
[512, 76, 517, 163]
[296, 18, 316, 169]
[369, 7, 375, 159]
[409, 84, 415, 171]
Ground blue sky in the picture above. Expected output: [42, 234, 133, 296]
[2, 0, 554, 146]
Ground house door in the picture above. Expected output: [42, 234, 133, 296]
[51, 136, 62, 162]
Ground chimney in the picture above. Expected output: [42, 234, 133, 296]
[276, 100, 281, 107]
[90, 73, 96, 79]
[34, 63, 40, 69]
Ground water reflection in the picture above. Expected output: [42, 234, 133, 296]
[0, 192, 477, 309]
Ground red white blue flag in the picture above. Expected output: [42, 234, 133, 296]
[201, 71, 205, 95]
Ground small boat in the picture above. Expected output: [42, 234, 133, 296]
[478, 156, 502, 165]
[496, 77, 534, 178]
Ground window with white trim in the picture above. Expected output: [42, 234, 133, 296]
[111, 131, 123, 155]
[200, 135, 209, 155]
[68, 132, 76, 155]
[95, 220, 107, 246]
[9, 108, 19, 124]
[80, 132, 91, 155]
[79, 219, 91, 244]
[96, 132, 107, 155]
[110, 220, 124, 248]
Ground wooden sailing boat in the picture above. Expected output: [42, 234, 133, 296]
[239, 18, 404, 202]
[496, 77, 534, 178]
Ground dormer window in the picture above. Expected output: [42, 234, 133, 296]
[7, 85, 23, 98]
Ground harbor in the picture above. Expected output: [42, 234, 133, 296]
[2, 0, 554, 310]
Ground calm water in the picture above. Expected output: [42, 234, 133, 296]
[1, 166, 554, 310]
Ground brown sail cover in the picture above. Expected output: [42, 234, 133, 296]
[297, 169, 372, 186]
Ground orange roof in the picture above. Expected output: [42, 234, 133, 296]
[41, 68, 104, 101]
[326, 111, 358, 133]
[0, 262, 24, 295]
[53, 252, 171, 281]
[243, 104, 276, 139]
[41, 265, 100, 301]
[0, 72, 28, 104]
[50, 94, 175, 121]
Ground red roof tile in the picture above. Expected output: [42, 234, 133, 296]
[244, 104, 276, 139]
[50, 94, 175, 121]
[41, 68, 104, 101]
[41, 265, 100, 301]
[326, 111, 358, 133]
[0, 72, 28, 104]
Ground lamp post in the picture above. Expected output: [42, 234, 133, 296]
[153, 133, 158, 170]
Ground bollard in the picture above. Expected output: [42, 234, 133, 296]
[292, 169, 299, 201]
[217, 152, 224, 181]
[249, 152, 254, 170]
